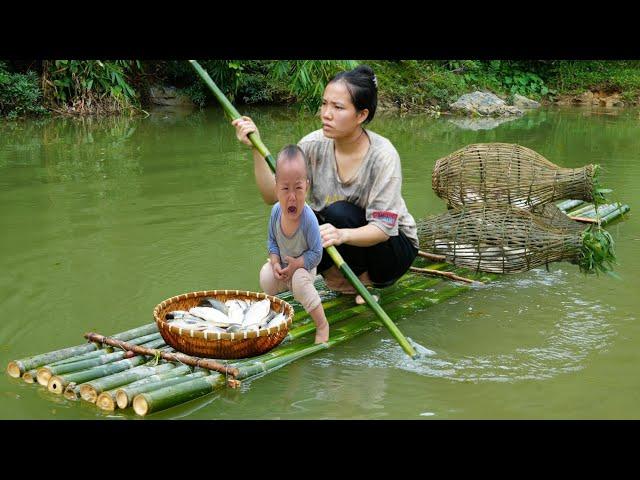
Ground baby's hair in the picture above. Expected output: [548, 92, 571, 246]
[275, 144, 309, 180]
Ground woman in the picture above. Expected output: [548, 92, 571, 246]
[233, 65, 418, 303]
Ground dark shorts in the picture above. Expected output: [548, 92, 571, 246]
[314, 201, 418, 288]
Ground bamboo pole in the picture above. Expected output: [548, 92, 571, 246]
[189, 60, 417, 360]
[83, 332, 240, 377]
[22, 370, 38, 384]
[556, 199, 585, 211]
[115, 371, 209, 411]
[47, 342, 163, 395]
[418, 250, 447, 262]
[81, 362, 177, 404]
[6, 322, 158, 378]
[132, 373, 225, 416]
[409, 266, 484, 285]
[113, 365, 195, 409]
[36, 332, 163, 386]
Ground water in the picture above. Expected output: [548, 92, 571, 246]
[1, 105, 638, 419]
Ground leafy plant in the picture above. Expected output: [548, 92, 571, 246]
[0, 61, 48, 118]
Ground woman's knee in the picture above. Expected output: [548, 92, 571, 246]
[319, 201, 367, 229]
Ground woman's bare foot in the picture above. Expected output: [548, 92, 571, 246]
[314, 320, 329, 344]
[355, 294, 379, 305]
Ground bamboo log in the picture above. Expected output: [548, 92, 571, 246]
[48, 355, 150, 394]
[601, 204, 629, 223]
[409, 266, 483, 284]
[22, 370, 38, 384]
[83, 332, 240, 377]
[81, 362, 177, 404]
[556, 199, 585, 211]
[568, 216, 598, 224]
[36, 332, 163, 386]
[132, 373, 225, 416]
[6, 322, 158, 378]
[115, 371, 209, 410]
[418, 250, 446, 262]
[113, 365, 194, 409]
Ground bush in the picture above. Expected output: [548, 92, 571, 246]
[0, 61, 48, 118]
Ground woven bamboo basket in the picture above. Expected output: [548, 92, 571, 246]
[531, 203, 585, 233]
[153, 290, 294, 359]
[432, 143, 597, 209]
[417, 205, 584, 274]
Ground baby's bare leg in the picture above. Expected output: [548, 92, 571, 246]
[291, 268, 329, 343]
[259, 261, 289, 295]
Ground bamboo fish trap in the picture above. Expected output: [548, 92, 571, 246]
[153, 290, 294, 359]
[432, 143, 602, 209]
[417, 205, 616, 274]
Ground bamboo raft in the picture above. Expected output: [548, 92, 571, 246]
[5, 200, 630, 417]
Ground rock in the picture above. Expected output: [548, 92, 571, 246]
[448, 116, 519, 131]
[449, 91, 523, 117]
[512, 94, 540, 109]
[148, 85, 195, 107]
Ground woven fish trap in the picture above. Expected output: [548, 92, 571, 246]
[416, 205, 583, 274]
[153, 290, 294, 359]
[432, 143, 597, 209]
[531, 203, 586, 233]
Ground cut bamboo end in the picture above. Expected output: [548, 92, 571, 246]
[132, 395, 149, 416]
[96, 392, 116, 412]
[80, 385, 98, 403]
[48, 376, 67, 394]
[6, 361, 23, 378]
[23, 371, 36, 384]
[63, 384, 79, 401]
[115, 390, 130, 409]
[37, 368, 52, 386]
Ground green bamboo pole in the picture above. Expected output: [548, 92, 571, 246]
[81, 362, 177, 404]
[36, 332, 163, 386]
[113, 365, 196, 410]
[556, 199, 585, 211]
[49, 355, 146, 395]
[132, 373, 225, 416]
[189, 60, 417, 359]
[601, 204, 629, 224]
[114, 371, 209, 411]
[6, 322, 158, 378]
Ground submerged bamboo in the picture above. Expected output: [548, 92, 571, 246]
[6, 322, 158, 378]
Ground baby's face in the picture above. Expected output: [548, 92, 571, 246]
[276, 158, 308, 222]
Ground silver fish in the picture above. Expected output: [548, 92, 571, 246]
[243, 299, 271, 328]
[198, 297, 228, 314]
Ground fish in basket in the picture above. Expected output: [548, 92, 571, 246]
[153, 290, 294, 359]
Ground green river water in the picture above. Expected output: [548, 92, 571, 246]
[1, 105, 638, 419]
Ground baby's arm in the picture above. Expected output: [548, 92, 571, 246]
[302, 207, 323, 271]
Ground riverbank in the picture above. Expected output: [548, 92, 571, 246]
[2, 60, 640, 118]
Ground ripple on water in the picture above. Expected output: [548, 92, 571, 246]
[332, 267, 617, 383]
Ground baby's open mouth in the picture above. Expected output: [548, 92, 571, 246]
[287, 206, 297, 214]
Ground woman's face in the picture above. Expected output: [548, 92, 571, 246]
[320, 81, 368, 139]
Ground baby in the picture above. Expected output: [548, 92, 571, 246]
[259, 145, 329, 344]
